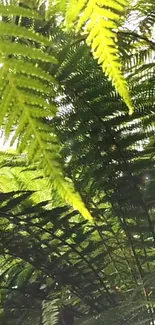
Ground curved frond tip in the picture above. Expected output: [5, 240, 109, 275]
[66, 0, 134, 114]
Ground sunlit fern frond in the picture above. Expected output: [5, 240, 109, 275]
[42, 298, 59, 325]
[0, 158, 53, 204]
[65, 0, 134, 114]
[0, 3, 92, 221]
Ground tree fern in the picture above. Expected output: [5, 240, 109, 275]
[1, 2, 155, 324]
[65, 0, 134, 114]
[0, 3, 92, 221]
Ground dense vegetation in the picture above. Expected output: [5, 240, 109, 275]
[0, 0, 155, 324]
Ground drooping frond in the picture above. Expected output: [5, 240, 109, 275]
[65, 0, 134, 114]
[0, 3, 92, 221]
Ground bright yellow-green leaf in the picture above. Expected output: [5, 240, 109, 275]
[65, 0, 134, 115]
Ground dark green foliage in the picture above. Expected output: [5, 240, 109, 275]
[0, 1, 155, 325]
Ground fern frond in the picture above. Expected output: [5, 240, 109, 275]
[65, 0, 134, 114]
[0, 3, 92, 221]
[0, 63, 92, 221]
[42, 299, 59, 325]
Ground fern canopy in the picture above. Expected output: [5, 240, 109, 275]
[0, 0, 155, 325]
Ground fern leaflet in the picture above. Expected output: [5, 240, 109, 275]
[0, 4, 42, 20]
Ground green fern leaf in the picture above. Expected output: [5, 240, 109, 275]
[0, 61, 92, 222]
[53, 176, 93, 221]
[66, 0, 87, 27]
[15, 75, 52, 93]
[0, 5, 42, 20]
[0, 2, 93, 222]
[7, 58, 56, 83]
[66, 0, 134, 114]
[0, 81, 14, 126]
[0, 22, 51, 45]
[0, 40, 57, 63]
[42, 299, 59, 325]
